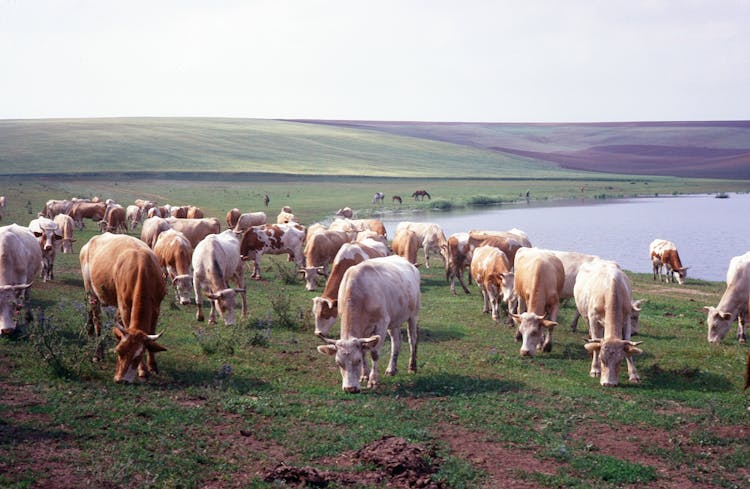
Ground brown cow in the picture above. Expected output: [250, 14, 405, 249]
[140, 217, 172, 248]
[443, 232, 473, 295]
[186, 206, 204, 219]
[166, 217, 221, 248]
[80, 233, 167, 383]
[468, 232, 526, 268]
[226, 208, 241, 229]
[99, 205, 127, 234]
[153, 229, 194, 306]
[239, 223, 306, 280]
[68, 201, 107, 230]
[650, 239, 688, 284]
[471, 245, 514, 323]
[300, 229, 350, 291]
[391, 228, 419, 265]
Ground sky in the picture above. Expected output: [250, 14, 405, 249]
[1, 0, 748, 122]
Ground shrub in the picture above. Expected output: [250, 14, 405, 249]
[467, 195, 503, 206]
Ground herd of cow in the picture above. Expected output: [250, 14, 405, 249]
[0, 194, 747, 391]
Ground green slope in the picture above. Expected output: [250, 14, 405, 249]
[0, 117, 601, 179]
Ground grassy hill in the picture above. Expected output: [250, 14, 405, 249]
[0, 117, 596, 179]
[301, 120, 750, 179]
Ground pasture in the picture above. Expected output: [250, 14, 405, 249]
[1, 177, 750, 488]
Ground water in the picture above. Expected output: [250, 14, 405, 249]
[377, 193, 750, 282]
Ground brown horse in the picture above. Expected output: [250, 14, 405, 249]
[392, 195, 402, 204]
[412, 190, 431, 200]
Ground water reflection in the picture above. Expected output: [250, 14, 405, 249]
[377, 193, 749, 282]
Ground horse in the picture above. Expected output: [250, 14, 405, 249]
[412, 190, 431, 201]
[372, 192, 385, 204]
[392, 195, 402, 204]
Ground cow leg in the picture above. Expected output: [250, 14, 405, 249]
[367, 346, 381, 389]
[541, 305, 559, 352]
[570, 310, 581, 332]
[480, 285, 490, 313]
[252, 257, 262, 280]
[737, 313, 747, 344]
[625, 353, 640, 383]
[208, 299, 218, 325]
[456, 270, 471, 295]
[588, 315, 602, 377]
[406, 315, 418, 373]
[194, 284, 205, 322]
[385, 327, 400, 377]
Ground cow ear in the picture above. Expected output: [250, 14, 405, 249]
[509, 313, 521, 325]
[584, 341, 601, 353]
[317, 344, 337, 356]
[146, 340, 167, 352]
[624, 342, 643, 355]
[322, 297, 337, 309]
[631, 299, 644, 311]
[542, 319, 558, 329]
[360, 335, 381, 350]
[719, 311, 733, 320]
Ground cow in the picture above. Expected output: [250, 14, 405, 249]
[511, 247, 565, 356]
[356, 230, 389, 253]
[330, 218, 387, 239]
[394, 222, 447, 269]
[79, 233, 167, 383]
[125, 205, 142, 231]
[186, 206, 204, 219]
[317, 255, 420, 393]
[277, 210, 299, 224]
[704, 251, 750, 344]
[412, 190, 430, 200]
[650, 239, 688, 284]
[443, 232, 473, 295]
[28, 217, 62, 282]
[575, 259, 645, 386]
[39, 199, 73, 219]
[0, 225, 41, 334]
[468, 231, 528, 265]
[147, 207, 163, 219]
[53, 213, 76, 254]
[167, 217, 221, 248]
[550, 250, 601, 331]
[192, 230, 247, 325]
[300, 229, 350, 291]
[312, 239, 390, 336]
[226, 208, 241, 229]
[232, 212, 267, 233]
[170, 206, 189, 218]
[335, 207, 353, 219]
[153, 229, 194, 306]
[391, 228, 419, 265]
[471, 245, 514, 323]
[68, 201, 107, 230]
[372, 192, 385, 204]
[99, 204, 127, 234]
[239, 223, 306, 280]
[140, 216, 172, 248]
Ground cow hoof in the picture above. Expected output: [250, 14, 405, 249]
[542, 343, 552, 353]
[629, 376, 641, 384]
[590, 371, 600, 378]
[196, 315, 204, 322]
[385, 368, 397, 376]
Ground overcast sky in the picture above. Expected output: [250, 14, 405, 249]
[1, 0, 748, 122]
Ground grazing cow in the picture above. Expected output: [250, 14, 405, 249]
[0, 225, 41, 334]
[704, 251, 750, 344]
[239, 223, 306, 280]
[232, 212, 267, 233]
[100, 204, 127, 234]
[186, 206, 204, 219]
[550, 250, 601, 331]
[277, 210, 299, 224]
[167, 217, 221, 248]
[317, 255, 420, 393]
[125, 205, 142, 231]
[511, 248, 565, 356]
[226, 208, 241, 229]
[443, 232, 473, 295]
[68, 201, 107, 230]
[140, 216, 172, 248]
[394, 222, 447, 269]
[153, 229, 194, 305]
[53, 213, 76, 254]
[330, 218, 387, 240]
[312, 239, 391, 336]
[391, 228, 420, 265]
[192, 230, 247, 325]
[468, 232, 526, 268]
[372, 192, 385, 204]
[650, 239, 688, 284]
[39, 199, 73, 219]
[412, 190, 431, 200]
[170, 205, 188, 218]
[356, 230, 389, 253]
[335, 207, 353, 219]
[471, 246, 514, 323]
[79, 233, 167, 383]
[575, 259, 644, 386]
[28, 217, 62, 282]
[300, 229, 350, 291]
[392, 195, 402, 204]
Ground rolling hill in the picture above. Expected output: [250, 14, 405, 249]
[296, 120, 750, 179]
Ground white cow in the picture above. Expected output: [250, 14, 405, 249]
[550, 250, 601, 331]
[0, 225, 41, 334]
[28, 217, 62, 282]
[704, 251, 750, 344]
[232, 212, 267, 233]
[575, 259, 644, 386]
[126, 204, 142, 231]
[154, 229, 194, 306]
[192, 230, 247, 325]
[317, 255, 420, 393]
[53, 213, 76, 254]
[394, 222, 447, 269]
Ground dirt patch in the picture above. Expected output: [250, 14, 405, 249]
[262, 436, 446, 488]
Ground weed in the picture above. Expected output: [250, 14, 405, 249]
[570, 454, 657, 484]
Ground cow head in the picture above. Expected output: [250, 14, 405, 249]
[584, 339, 643, 387]
[673, 267, 689, 284]
[703, 306, 734, 344]
[511, 312, 557, 356]
[0, 283, 32, 334]
[317, 334, 381, 393]
[205, 288, 245, 325]
[112, 325, 166, 383]
[300, 266, 327, 291]
[630, 299, 644, 335]
[312, 296, 338, 336]
[61, 237, 76, 254]
[172, 274, 194, 305]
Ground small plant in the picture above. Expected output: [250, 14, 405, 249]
[570, 454, 657, 484]
[467, 195, 503, 206]
[430, 199, 453, 210]
[268, 286, 302, 330]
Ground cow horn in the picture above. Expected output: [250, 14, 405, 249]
[316, 332, 336, 345]
[0, 282, 33, 292]
[147, 332, 163, 341]
[172, 274, 191, 284]
[114, 323, 128, 334]
[585, 338, 602, 344]
[626, 340, 644, 346]
[234, 288, 246, 293]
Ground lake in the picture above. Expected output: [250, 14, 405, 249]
[376, 193, 749, 282]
